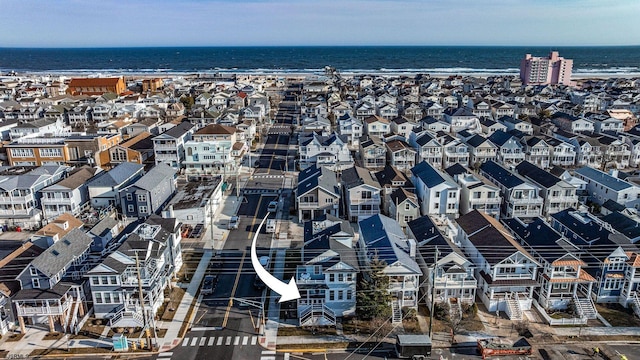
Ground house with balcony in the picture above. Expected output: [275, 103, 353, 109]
[551, 112, 595, 134]
[296, 165, 341, 222]
[467, 98, 492, 118]
[296, 215, 358, 326]
[152, 121, 194, 169]
[456, 210, 539, 320]
[523, 137, 551, 169]
[409, 131, 442, 169]
[100, 131, 154, 169]
[443, 108, 481, 133]
[445, 164, 502, 218]
[440, 134, 470, 169]
[407, 216, 476, 310]
[183, 124, 241, 177]
[550, 208, 640, 309]
[341, 166, 381, 222]
[514, 161, 579, 217]
[574, 166, 640, 206]
[9, 118, 66, 140]
[479, 160, 543, 218]
[488, 130, 525, 167]
[385, 139, 416, 173]
[41, 166, 100, 221]
[388, 188, 419, 232]
[390, 117, 416, 139]
[575, 138, 603, 168]
[592, 116, 624, 134]
[410, 161, 460, 217]
[359, 136, 387, 170]
[119, 163, 177, 219]
[419, 116, 450, 133]
[5, 136, 72, 167]
[363, 115, 391, 138]
[545, 137, 577, 167]
[479, 118, 507, 137]
[337, 114, 363, 147]
[465, 134, 498, 167]
[597, 134, 631, 169]
[0, 165, 67, 229]
[355, 102, 376, 121]
[87, 162, 145, 209]
[87, 216, 183, 328]
[358, 214, 422, 322]
[13, 228, 92, 333]
[504, 217, 598, 316]
[299, 132, 353, 171]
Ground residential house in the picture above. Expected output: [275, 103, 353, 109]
[497, 116, 533, 135]
[358, 215, 422, 322]
[465, 134, 498, 167]
[363, 115, 391, 138]
[488, 130, 525, 167]
[391, 117, 416, 139]
[296, 165, 341, 222]
[419, 116, 450, 133]
[523, 137, 552, 169]
[388, 188, 420, 232]
[337, 114, 363, 147]
[184, 124, 241, 177]
[341, 166, 382, 222]
[456, 210, 539, 319]
[545, 137, 577, 167]
[409, 131, 442, 169]
[514, 161, 579, 216]
[503, 217, 597, 314]
[551, 112, 595, 134]
[407, 216, 477, 308]
[479, 118, 507, 137]
[87, 216, 183, 327]
[443, 108, 481, 133]
[410, 161, 460, 217]
[0, 165, 67, 229]
[100, 131, 154, 169]
[152, 121, 194, 169]
[13, 228, 92, 333]
[574, 166, 640, 206]
[40, 166, 100, 221]
[359, 136, 387, 170]
[445, 164, 502, 218]
[6, 136, 71, 166]
[119, 163, 177, 219]
[296, 215, 358, 326]
[10, 118, 67, 140]
[385, 139, 417, 172]
[479, 160, 543, 218]
[87, 162, 145, 209]
[440, 134, 470, 169]
[299, 133, 353, 171]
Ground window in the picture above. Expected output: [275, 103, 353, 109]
[139, 205, 148, 214]
[329, 291, 335, 301]
[126, 193, 133, 201]
[137, 194, 147, 202]
[346, 290, 353, 300]
[449, 192, 456, 198]
[329, 274, 335, 282]
[435, 191, 440, 198]
[338, 274, 344, 282]
[338, 291, 344, 300]
[39, 148, 62, 157]
[361, 191, 372, 199]
[10, 148, 34, 157]
[30, 268, 38, 276]
[127, 204, 134, 213]
[473, 192, 481, 199]
[32, 278, 40, 288]
[95, 293, 103, 304]
[405, 203, 411, 210]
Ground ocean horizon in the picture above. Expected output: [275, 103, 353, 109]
[1, 46, 639, 76]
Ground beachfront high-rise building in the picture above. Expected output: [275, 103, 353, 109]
[520, 51, 573, 86]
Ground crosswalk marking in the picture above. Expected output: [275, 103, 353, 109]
[217, 337, 223, 346]
[242, 336, 248, 345]
[199, 337, 206, 346]
[208, 337, 215, 346]
[190, 337, 198, 346]
[284, 354, 290, 360]
[182, 338, 189, 347]
[225, 336, 232, 346]
[181, 334, 263, 348]
[261, 350, 276, 360]
[262, 351, 276, 355]
[159, 352, 173, 357]
[234, 336, 240, 346]
[251, 336, 257, 345]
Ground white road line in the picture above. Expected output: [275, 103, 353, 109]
[190, 337, 198, 346]
[260, 357, 276, 360]
[158, 352, 173, 357]
[208, 337, 215, 346]
[234, 336, 240, 346]
[182, 338, 189, 347]
[262, 351, 277, 355]
[284, 353, 290, 360]
[199, 337, 206, 346]
[225, 336, 232, 346]
[242, 336, 248, 345]
[251, 336, 257, 345]
[217, 337, 224, 346]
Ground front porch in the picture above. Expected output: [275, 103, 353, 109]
[13, 284, 86, 334]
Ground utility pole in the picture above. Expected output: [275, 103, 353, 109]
[428, 246, 439, 339]
[134, 251, 153, 350]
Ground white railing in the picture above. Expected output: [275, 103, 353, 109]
[533, 300, 587, 326]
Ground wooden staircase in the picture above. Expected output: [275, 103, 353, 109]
[505, 293, 523, 321]
[573, 295, 597, 319]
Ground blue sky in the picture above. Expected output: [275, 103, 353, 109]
[1, 0, 639, 47]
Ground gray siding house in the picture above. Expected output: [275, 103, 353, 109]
[119, 163, 177, 219]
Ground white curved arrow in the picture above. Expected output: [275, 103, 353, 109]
[251, 214, 300, 303]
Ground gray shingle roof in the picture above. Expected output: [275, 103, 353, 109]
[129, 163, 176, 192]
[30, 228, 92, 278]
[87, 162, 144, 188]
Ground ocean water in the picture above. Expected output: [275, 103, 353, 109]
[0, 46, 639, 76]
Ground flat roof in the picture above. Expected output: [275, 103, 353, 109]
[169, 177, 222, 210]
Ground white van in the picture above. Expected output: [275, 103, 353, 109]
[266, 219, 277, 233]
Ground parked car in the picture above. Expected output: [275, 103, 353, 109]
[202, 275, 217, 295]
[267, 201, 278, 212]
[228, 216, 239, 230]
